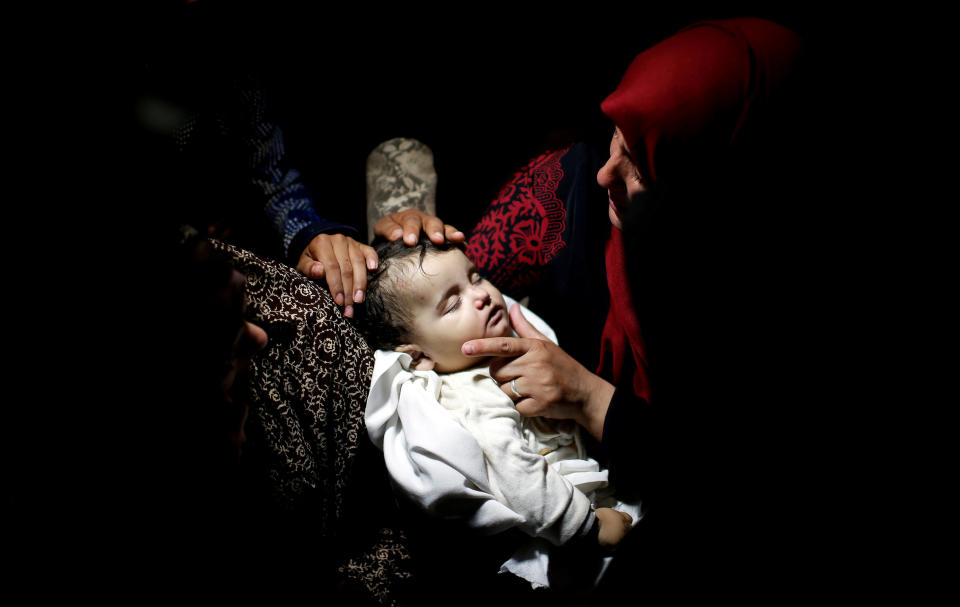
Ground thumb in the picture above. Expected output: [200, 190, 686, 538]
[509, 302, 547, 340]
[298, 253, 323, 279]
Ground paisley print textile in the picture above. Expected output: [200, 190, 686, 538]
[212, 240, 412, 605]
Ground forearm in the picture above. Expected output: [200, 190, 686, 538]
[491, 452, 594, 545]
[573, 373, 616, 442]
[233, 88, 358, 259]
[464, 408, 593, 545]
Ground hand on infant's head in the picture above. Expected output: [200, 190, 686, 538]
[374, 208, 465, 246]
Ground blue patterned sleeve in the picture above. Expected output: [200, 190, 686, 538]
[228, 79, 360, 264]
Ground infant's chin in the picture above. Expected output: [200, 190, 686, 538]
[486, 306, 511, 337]
[439, 356, 484, 374]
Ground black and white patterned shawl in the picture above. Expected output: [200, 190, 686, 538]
[213, 240, 413, 605]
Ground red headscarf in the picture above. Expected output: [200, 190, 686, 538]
[600, 18, 804, 187]
[595, 18, 804, 404]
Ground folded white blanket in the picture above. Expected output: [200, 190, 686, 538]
[365, 296, 640, 588]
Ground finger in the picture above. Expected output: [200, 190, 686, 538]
[363, 245, 379, 272]
[374, 215, 404, 241]
[509, 303, 548, 340]
[316, 240, 345, 307]
[487, 355, 513, 378]
[401, 213, 423, 245]
[331, 237, 356, 315]
[501, 375, 529, 402]
[348, 243, 369, 304]
[444, 224, 466, 243]
[462, 336, 538, 358]
[486, 355, 528, 385]
[513, 397, 542, 418]
[422, 215, 446, 244]
[304, 246, 326, 280]
[297, 253, 325, 280]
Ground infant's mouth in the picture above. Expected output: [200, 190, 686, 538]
[487, 306, 503, 328]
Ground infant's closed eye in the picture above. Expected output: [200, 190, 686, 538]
[444, 297, 462, 315]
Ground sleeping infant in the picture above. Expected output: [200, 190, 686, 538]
[354, 235, 639, 588]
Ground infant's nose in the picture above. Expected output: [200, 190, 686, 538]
[473, 287, 491, 309]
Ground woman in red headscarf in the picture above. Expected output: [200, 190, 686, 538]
[458, 17, 808, 513]
[451, 18, 811, 597]
[365, 16, 813, 599]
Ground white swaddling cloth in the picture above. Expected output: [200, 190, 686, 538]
[365, 296, 640, 588]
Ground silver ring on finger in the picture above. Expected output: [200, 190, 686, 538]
[510, 378, 522, 399]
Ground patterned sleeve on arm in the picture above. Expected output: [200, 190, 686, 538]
[231, 79, 359, 261]
[465, 147, 572, 298]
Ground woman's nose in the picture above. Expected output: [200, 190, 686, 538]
[597, 155, 618, 189]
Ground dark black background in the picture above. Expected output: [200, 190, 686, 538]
[125, 2, 825, 252]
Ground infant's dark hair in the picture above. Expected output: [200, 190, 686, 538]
[352, 234, 466, 351]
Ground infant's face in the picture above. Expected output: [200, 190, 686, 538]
[402, 249, 511, 372]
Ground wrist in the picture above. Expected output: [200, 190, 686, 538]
[579, 374, 615, 441]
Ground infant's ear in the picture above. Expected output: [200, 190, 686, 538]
[396, 344, 435, 371]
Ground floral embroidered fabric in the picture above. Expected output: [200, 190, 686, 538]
[466, 148, 571, 295]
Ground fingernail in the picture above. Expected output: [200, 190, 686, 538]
[313, 262, 323, 276]
[462, 343, 475, 355]
[335, 293, 344, 306]
[391, 229, 402, 239]
[344, 305, 354, 318]
[433, 231, 443, 240]
[354, 290, 364, 303]
[405, 233, 416, 245]
[454, 231, 464, 238]
[368, 258, 377, 270]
